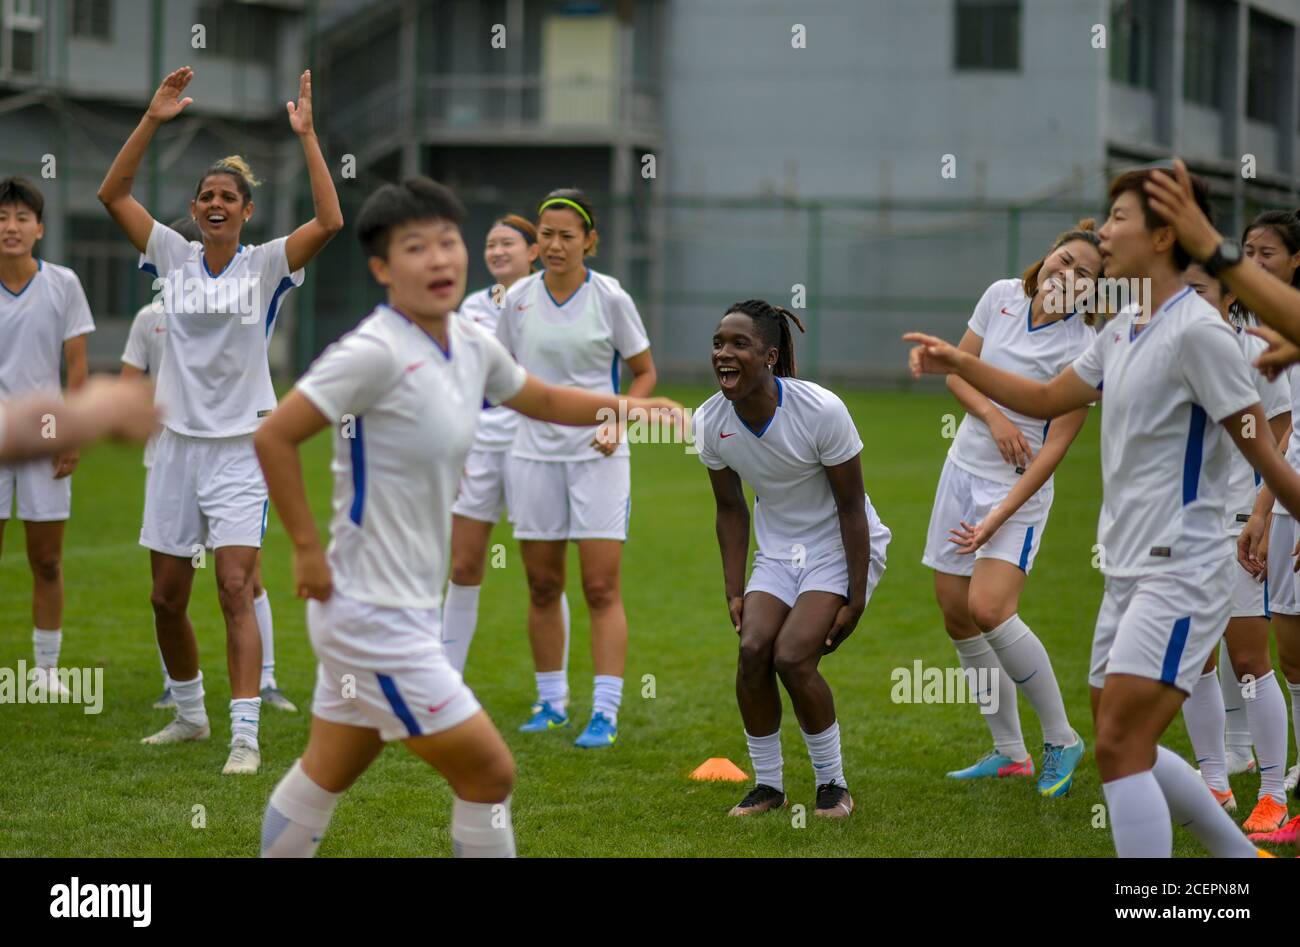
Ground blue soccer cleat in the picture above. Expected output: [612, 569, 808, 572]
[574, 712, 617, 749]
[518, 700, 570, 732]
[152, 687, 175, 710]
[946, 748, 1034, 780]
[1038, 733, 1086, 798]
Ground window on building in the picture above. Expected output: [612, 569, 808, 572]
[68, 0, 111, 41]
[1110, 0, 1156, 90]
[67, 216, 150, 321]
[1184, 0, 1226, 109]
[1246, 11, 1286, 125]
[954, 0, 1021, 72]
[195, 1, 277, 63]
[1, 0, 43, 76]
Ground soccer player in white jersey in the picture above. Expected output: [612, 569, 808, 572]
[925, 221, 1099, 797]
[0, 177, 95, 699]
[122, 215, 296, 714]
[906, 165, 1300, 857]
[253, 177, 681, 857]
[98, 67, 341, 774]
[495, 188, 658, 748]
[695, 300, 889, 819]
[1181, 260, 1292, 835]
[444, 214, 570, 674]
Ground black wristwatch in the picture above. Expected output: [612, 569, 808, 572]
[1203, 238, 1244, 277]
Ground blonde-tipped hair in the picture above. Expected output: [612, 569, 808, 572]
[215, 155, 260, 187]
[195, 155, 260, 204]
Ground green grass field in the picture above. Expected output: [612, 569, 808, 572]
[0, 387, 1266, 856]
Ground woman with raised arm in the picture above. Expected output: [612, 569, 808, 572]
[97, 67, 342, 776]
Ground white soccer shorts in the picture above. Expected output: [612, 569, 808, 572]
[451, 447, 509, 524]
[308, 590, 481, 742]
[1088, 557, 1233, 694]
[505, 454, 631, 542]
[922, 458, 1051, 576]
[745, 503, 892, 607]
[1228, 552, 1270, 620]
[0, 458, 71, 522]
[139, 428, 267, 556]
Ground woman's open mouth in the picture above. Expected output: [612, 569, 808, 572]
[717, 365, 741, 390]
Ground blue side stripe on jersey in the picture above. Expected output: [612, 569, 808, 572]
[1042, 419, 1051, 441]
[1161, 616, 1192, 684]
[139, 261, 158, 278]
[1017, 525, 1035, 572]
[1263, 573, 1272, 620]
[259, 499, 269, 543]
[2, 258, 42, 297]
[349, 416, 366, 526]
[1182, 405, 1207, 505]
[377, 674, 421, 737]
[611, 350, 620, 392]
[264, 275, 296, 339]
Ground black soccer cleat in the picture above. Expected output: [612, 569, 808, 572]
[728, 783, 788, 817]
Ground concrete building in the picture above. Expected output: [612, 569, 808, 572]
[5, 0, 1300, 381]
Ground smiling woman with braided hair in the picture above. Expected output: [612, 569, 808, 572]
[693, 298, 891, 820]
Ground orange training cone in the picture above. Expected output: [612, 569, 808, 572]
[690, 757, 749, 782]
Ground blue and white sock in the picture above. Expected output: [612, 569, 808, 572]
[33, 628, 61, 668]
[802, 720, 846, 789]
[593, 675, 623, 724]
[261, 760, 340, 858]
[536, 670, 568, 711]
[231, 697, 261, 749]
[745, 729, 784, 793]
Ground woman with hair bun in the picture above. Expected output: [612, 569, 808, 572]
[98, 66, 343, 775]
[922, 220, 1101, 798]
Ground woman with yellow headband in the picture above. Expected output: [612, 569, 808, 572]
[495, 187, 659, 749]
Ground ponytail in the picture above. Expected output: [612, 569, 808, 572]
[724, 299, 806, 378]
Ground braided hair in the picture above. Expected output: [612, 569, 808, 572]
[725, 299, 807, 378]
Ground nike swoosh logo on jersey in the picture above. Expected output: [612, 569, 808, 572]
[153, 326, 166, 333]
[999, 307, 1016, 316]
[427, 696, 454, 714]
[516, 303, 532, 311]
[405, 361, 427, 373]
[720, 432, 737, 438]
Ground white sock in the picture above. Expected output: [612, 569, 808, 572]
[1182, 670, 1228, 791]
[560, 591, 571, 673]
[33, 628, 61, 668]
[1152, 746, 1257, 857]
[984, 614, 1074, 747]
[802, 720, 846, 789]
[1103, 769, 1172, 857]
[261, 760, 341, 858]
[231, 697, 261, 749]
[592, 675, 623, 723]
[1287, 680, 1300, 769]
[1219, 643, 1250, 750]
[441, 582, 481, 675]
[536, 670, 568, 710]
[1244, 670, 1289, 802]
[745, 729, 784, 793]
[451, 796, 516, 857]
[170, 672, 207, 725]
[254, 591, 276, 690]
[953, 635, 1026, 761]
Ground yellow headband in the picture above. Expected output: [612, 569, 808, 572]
[538, 197, 592, 229]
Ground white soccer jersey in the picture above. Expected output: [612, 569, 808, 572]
[121, 303, 168, 467]
[1070, 287, 1258, 577]
[139, 220, 302, 438]
[496, 268, 650, 461]
[694, 377, 866, 560]
[1224, 325, 1288, 533]
[0, 259, 94, 399]
[296, 304, 527, 610]
[949, 278, 1095, 485]
[458, 286, 520, 451]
